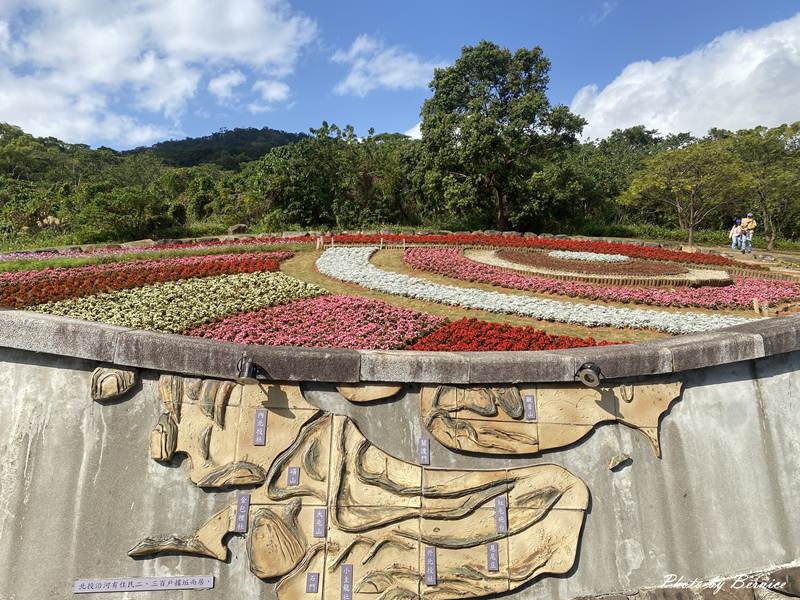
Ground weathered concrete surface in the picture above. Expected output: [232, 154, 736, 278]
[1, 348, 800, 599]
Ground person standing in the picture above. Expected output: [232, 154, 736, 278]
[728, 218, 742, 250]
[740, 212, 758, 254]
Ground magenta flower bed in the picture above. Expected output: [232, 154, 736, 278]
[185, 295, 447, 349]
[404, 248, 800, 309]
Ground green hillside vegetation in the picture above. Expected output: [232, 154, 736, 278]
[1, 41, 799, 251]
[125, 126, 306, 170]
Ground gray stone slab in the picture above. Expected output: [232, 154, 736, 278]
[0, 309, 128, 362]
[649, 332, 765, 371]
[114, 330, 360, 382]
[563, 345, 673, 380]
[467, 351, 575, 383]
[716, 315, 800, 357]
[359, 350, 470, 383]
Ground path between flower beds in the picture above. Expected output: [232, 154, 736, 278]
[316, 247, 754, 334]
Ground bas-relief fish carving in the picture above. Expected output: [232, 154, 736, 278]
[131, 375, 589, 599]
[419, 381, 683, 457]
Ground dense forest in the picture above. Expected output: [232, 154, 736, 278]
[1, 41, 799, 250]
[124, 126, 306, 170]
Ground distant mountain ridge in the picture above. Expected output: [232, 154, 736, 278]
[125, 126, 306, 170]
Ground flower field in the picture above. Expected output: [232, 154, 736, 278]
[548, 250, 630, 263]
[187, 295, 446, 349]
[495, 249, 688, 276]
[3, 232, 791, 350]
[409, 318, 617, 351]
[317, 246, 751, 333]
[0, 251, 292, 308]
[405, 248, 800, 310]
[33, 272, 324, 333]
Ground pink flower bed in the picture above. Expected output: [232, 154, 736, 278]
[404, 248, 800, 309]
[185, 295, 447, 349]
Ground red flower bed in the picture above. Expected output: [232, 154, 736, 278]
[0, 251, 293, 308]
[325, 233, 743, 267]
[495, 249, 688, 275]
[408, 318, 618, 351]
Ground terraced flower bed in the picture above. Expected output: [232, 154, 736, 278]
[496, 249, 688, 276]
[2, 232, 791, 350]
[405, 248, 800, 309]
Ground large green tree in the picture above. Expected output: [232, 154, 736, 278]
[732, 123, 800, 250]
[420, 41, 585, 230]
[623, 140, 746, 246]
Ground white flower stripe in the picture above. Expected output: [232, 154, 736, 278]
[316, 247, 754, 334]
[548, 250, 630, 263]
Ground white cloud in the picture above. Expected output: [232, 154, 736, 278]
[248, 79, 291, 112]
[332, 34, 444, 97]
[571, 13, 800, 139]
[589, 1, 618, 25]
[208, 70, 247, 101]
[0, 0, 316, 147]
[404, 122, 421, 139]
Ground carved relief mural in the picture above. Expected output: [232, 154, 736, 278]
[130, 375, 590, 600]
[90, 366, 138, 401]
[418, 382, 683, 457]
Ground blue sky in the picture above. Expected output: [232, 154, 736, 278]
[1, 0, 799, 148]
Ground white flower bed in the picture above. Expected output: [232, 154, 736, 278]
[548, 250, 630, 263]
[317, 247, 754, 334]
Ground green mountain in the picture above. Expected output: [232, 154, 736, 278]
[125, 126, 306, 170]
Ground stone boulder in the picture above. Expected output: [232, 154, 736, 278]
[227, 224, 248, 234]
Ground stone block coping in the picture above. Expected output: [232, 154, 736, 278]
[1, 309, 797, 383]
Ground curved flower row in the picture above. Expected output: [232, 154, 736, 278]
[325, 233, 743, 267]
[496, 249, 687, 276]
[409, 318, 617, 351]
[33, 272, 324, 333]
[1, 232, 746, 268]
[406, 248, 800, 309]
[186, 295, 447, 349]
[0, 251, 293, 308]
[317, 247, 752, 334]
[548, 250, 630, 263]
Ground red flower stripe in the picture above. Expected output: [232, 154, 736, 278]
[409, 318, 617, 351]
[0, 251, 293, 308]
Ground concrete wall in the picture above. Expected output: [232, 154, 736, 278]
[2, 348, 800, 599]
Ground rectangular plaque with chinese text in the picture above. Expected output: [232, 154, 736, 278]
[495, 495, 508, 534]
[523, 394, 537, 421]
[73, 576, 215, 593]
[253, 408, 268, 446]
[313, 508, 327, 538]
[424, 546, 437, 586]
[305, 572, 320, 593]
[487, 542, 500, 572]
[341, 564, 353, 600]
[418, 438, 430, 465]
[233, 493, 250, 533]
[287, 466, 300, 486]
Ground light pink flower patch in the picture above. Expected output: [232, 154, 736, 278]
[185, 295, 447, 350]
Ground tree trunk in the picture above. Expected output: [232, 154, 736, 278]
[768, 223, 777, 251]
[494, 187, 508, 231]
[687, 225, 694, 248]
